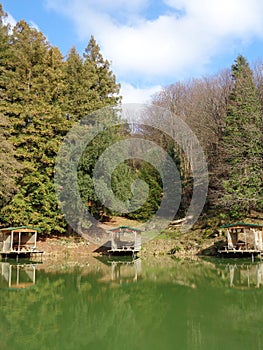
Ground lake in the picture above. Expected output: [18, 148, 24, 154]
[0, 256, 263, 350]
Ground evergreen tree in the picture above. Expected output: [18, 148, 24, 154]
[222, 55, 263, 217]
[64, 37, 120, 121]
[57, 37, 123, 226]
[0, 4, 10, 88]
[83, 36, 121, 109]
[0, 6, 22, 211]
[0, 114, 22, 208]
[64, 47, 97, 120]
[125, 161, 163, 221]
[0, 20, 67, 233]
[0, 7, 123, 232]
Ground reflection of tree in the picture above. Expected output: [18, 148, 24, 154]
[57, 267, 168, 349]
[0, 261, 169, 349]
[0, 271, 65, 349]
[1, 259, 263, 349]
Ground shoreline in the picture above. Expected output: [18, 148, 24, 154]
[33, 230, 222, 262]
[3, 215, 262, 263]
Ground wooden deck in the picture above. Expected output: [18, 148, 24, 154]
[218, 248, 261, 254]
[0, 250, 44, 259]
[218, 247, 262, 260]
[108, 247, 139, 256]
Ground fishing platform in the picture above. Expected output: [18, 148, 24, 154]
[218, 222, 263, 258]
[0, 226, 43, 260]
[107, 226, 142, 255]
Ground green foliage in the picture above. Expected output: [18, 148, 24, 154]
[0, 6, 121, 234]
[111, 162, 136, 203]
[64, 46, 98, 120]
[169, 246, 181, 254]
[0, 114, 22, 206]
[1, 0, 262, 233]
[125, 161, 163, 221]
[0, 20, 68, 233]
[222, 55, 263, 217]
[77, 124, 126, 220]
[83, 36, 121, 108]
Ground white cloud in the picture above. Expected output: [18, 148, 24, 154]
[120, 82, 162, 104]
[45, 0, 263, 102]
[29, 21, 41, 32]
[3, 13, 42, 34]
[3, 12, 16, 29]
[46, 0, 263, 82]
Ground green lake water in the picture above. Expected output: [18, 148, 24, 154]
[0, 256, 263, 350]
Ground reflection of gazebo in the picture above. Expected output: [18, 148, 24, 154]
[228, 263, 263, 289]
[96, 256, 142, 285]
[218, 222, 263, 257]
[0, 263, 36, 289]
[107, 226, 142, 255]
[110, 258, 142, 284]
[0, 226, 43, 259]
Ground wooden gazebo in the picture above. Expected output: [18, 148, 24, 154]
[107, 226, 142, 255]
[0, 226, 43, 259]
[218, 222, 263, 257]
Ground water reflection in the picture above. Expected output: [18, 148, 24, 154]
[96, 257, 142, 285]
[218, 261, 263, 289]
[1, 257, 263, 350]
[0, 262, 38, 289]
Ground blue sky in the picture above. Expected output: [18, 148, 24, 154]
[3, 0, 263, 103]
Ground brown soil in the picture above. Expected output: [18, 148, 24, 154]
[35, 216, 222, 262]
[36, 216, 141, 261]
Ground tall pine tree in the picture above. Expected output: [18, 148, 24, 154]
[83, 36, 121, 109]
[64, 37, 121, 121]
[64, 47, 96, 120]
[222, 55, 263, 217]
[58, 37, 123, 226]
[0, 20, 67, 233]
[0, 6, 22, 213]
[0, 8, 123, 232]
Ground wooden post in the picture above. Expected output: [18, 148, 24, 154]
[34, 231, 37, 249]
[253, 229, 258, 250]
[111, 231, 114, 251]
[227, 229, 233, 249]
[245, 232, 247, 250]
[258, 228, 263, 250]
[10, 231, 14, 251]
[18, 231, 21, 252]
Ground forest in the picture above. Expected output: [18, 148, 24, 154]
[0, 3, 262, 235]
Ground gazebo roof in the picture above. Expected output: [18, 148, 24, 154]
[0, 226, 41, 233]
[220, 222, 263, 229]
